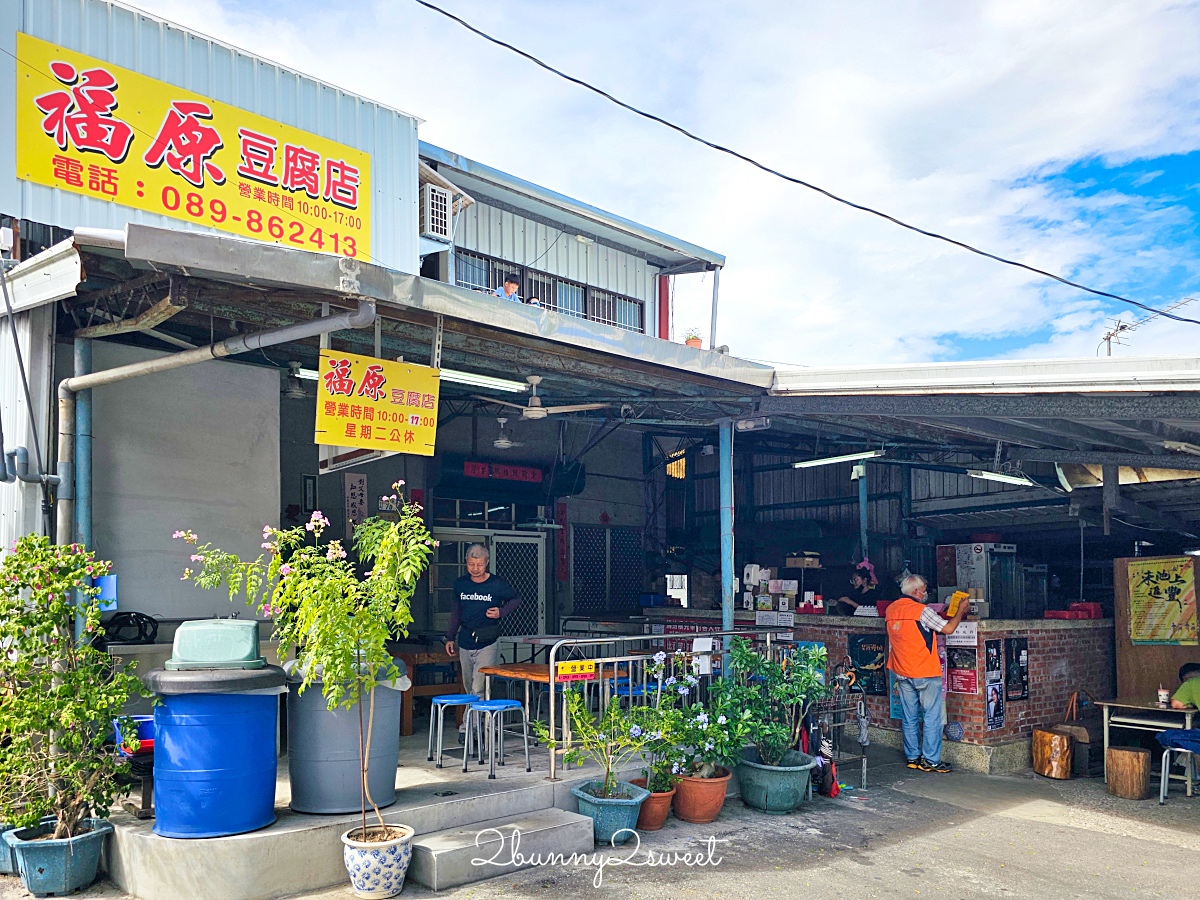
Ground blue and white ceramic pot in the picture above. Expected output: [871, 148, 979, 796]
[341, 824, 415, 899]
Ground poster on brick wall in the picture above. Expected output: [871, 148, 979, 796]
[848, 633, 888, 695]
[985, 638, 1005, 730]
[1005, 637, 1029, 701]
[947, 647, 979, 694]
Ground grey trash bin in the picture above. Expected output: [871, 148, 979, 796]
[286, 661, 408, 814]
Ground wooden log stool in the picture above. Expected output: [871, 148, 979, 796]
[1033, 728, 1073, 779]
[1106, 746, 1152, 800]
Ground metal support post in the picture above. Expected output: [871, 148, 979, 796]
[708, 267, 721, 351]
[719, 418, 735, 673]
[74, 338, 92, 640]
[858, 463, 869, 562]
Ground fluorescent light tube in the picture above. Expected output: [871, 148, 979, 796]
[299, 365, 527, 393]
[967, 469, 1036, 487]
[793, 450, 885, 469]
[439, 369, 529, 393]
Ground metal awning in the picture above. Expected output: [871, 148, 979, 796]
[4, 225, 771, 420]
[418, 141, 725, 273]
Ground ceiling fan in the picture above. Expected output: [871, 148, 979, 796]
[476, 375, 609, 420]
[493, 418, 524, 450]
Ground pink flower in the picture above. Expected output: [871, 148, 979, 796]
[279, 564, 292, 576]
[261, 542, 274, 549]
[190, 555, 204, 563]
[305, 523, 314, 532]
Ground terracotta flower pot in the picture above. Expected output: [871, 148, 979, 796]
[685, 337, 703, 349]
[672, 768, 731, 824]
[630, 777, 676, 831]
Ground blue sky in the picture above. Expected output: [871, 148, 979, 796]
[128, 0, 1200, 366]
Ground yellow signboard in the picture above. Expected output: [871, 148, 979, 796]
[555, 660, 597, 683]
[314, 350, 439, 457]
[1128, 557, 1198, 645]
[16, 33, 370, 260]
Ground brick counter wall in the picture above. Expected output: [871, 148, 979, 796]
[793, 617, 1115, 746]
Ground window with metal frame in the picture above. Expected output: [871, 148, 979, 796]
[454, 249, 645, 332]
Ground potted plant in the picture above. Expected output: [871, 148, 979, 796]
[535, 689, 650, 844]
[178, 481, 434, 898]
[683, 327, 704, 349]
[0, 536, 148, 897]
[665, 671, 752, 824]
[727, 638, 826, 814]
[627, 650, 685, 830]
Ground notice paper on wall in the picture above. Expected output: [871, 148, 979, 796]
[984, 638, 1005, 730]
[946, 620, 978, 648]
[692, 637, 714, 675]
[756, 610, 779, 626]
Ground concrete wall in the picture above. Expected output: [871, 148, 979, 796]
[89, 342, 279, 619]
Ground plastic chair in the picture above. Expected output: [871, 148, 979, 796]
[463, 699, 530, 779]
[1160, 746, 1196, 804]
[426, 693, 479, 768]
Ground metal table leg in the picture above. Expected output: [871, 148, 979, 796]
[1103, 705, 1110, 784]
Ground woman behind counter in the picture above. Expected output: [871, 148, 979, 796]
[833, 566, 882, 614]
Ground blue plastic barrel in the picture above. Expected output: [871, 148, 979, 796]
[152, 693, 278, 838]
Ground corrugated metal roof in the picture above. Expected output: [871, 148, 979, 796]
[419, 141, 725, 272]
[771, 356, 1200, 395]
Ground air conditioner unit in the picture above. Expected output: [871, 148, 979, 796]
[420, 183, 452, 242]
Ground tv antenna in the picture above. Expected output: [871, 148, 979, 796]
[1098, 298, 1195, 356]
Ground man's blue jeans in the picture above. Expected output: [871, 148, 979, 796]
[895, 675, 945, 764]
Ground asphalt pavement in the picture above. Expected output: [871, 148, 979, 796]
[4, 747, 1197, 900]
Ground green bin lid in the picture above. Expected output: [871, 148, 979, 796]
[166, 619, 264, 670]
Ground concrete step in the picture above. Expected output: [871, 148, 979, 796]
[407, 808, 595, 891]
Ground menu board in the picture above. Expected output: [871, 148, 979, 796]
[1127, 557, 1199, 645]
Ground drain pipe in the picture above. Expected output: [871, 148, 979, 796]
[55, 299, 376, 545]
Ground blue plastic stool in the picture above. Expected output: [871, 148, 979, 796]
[463, 699, 530, 779]
[427, 693, 479, 768]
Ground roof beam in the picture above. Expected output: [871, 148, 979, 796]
[917, 417, 1091, 450]
[1074, 494, 1199, 538]
[760, 394, 1200, 419]
[1007, 448, 1200, 471]
[1109, 419, 1200, 448]
[994, 417, 1159, 455]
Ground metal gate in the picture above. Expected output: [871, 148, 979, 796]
[571, 525, 644, 614]
[429, 528, 546, 637]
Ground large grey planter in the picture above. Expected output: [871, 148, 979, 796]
[736, 747, 817, 815]
[287, 679, 403, 814]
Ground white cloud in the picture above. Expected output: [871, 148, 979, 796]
[124, 0, 1200, 365]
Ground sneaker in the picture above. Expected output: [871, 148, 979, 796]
[919, 759, 952, 773]
[906, 757, 923, 769]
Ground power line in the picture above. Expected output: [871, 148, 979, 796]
[413, 0, 1200, 328]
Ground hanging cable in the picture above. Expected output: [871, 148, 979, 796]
[413, 0, 1200, 326]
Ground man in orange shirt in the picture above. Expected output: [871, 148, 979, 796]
[886, 574, 971, 773]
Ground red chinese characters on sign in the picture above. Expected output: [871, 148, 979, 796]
[87, 164, 118, 197]
[236, 128, 279, 186]
[34, 62, 135, 163]
[323, 158, 359, 208]
[356, 365, 387, 401]
[51, 154, 83, 187]
[282, 144, 321, 199]
[143, 101, 226, 188]
[323, 358, 356, 397]
[463, 461, 543, 483]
